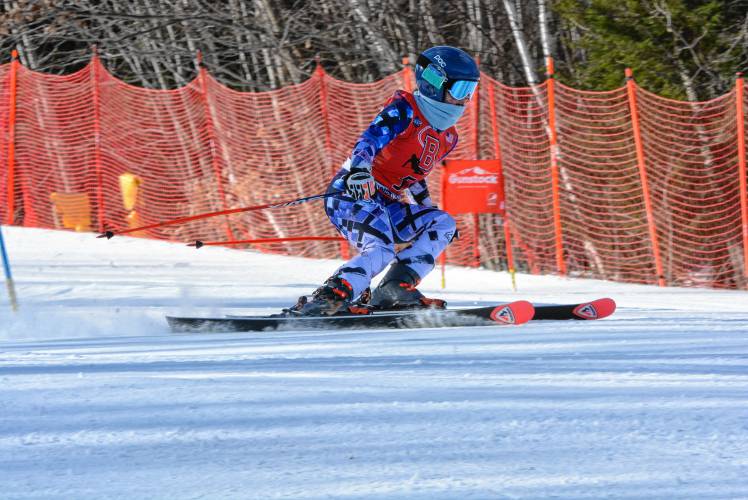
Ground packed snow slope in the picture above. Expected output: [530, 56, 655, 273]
[1, 226, 747, 499]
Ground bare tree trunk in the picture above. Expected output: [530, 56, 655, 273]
[228, 0, 252, 82]
[419, 0, 445, 47]
[502, 0, 538, 85]
[179, 0, 202, 76]
[466, 0, 483, 53]
[348, 0, 399, 74]
[7, 1, 38, 69]
[537, 0, 552, 60]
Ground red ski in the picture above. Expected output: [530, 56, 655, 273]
[532, 298, 616, 321]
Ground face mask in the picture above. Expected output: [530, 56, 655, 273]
[414, 91, 466, 131]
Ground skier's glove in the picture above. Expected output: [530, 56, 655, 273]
[344, 171, 376, 201]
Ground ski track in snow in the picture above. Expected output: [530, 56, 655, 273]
[1, 227, 747, 499]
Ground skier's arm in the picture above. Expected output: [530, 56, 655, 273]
[349, 98, 414, 173]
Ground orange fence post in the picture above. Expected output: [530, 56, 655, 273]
[471, 214, 480, 267]
[545, 57, 566, 275]
[197, 51, 234, 240]
[316, 58, 348, 260]
[625, 68, 665, 286]
[9, 56, 34, 227]
[488, 81, 517, 290]
[401, 56, 413, 93]
[6, 50, 19, 225]
[316, 57, 334, 177]
[472, 62, 481, 268]
[736, 73, 748, 284]
[91, 47, 106, 233]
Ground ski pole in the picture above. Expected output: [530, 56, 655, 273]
[0, 225, 19, 311]
[189, 235, 345, 248]
[98, 191, 342, 239]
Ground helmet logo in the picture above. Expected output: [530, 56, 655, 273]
[434, 55, 447, 67]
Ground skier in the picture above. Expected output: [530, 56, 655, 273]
[295, 46, 480, 316]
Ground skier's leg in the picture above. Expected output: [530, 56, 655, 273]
[332, 240, 395, 297]
[391, 205, 456, 278]
[297, 195, 395, 315]
[370, 202, 456, 308]
[327, 194, 397, 296]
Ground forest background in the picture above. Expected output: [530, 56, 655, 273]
[1, 0, 746, 100]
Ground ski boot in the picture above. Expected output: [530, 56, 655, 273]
[295, 276, 355, 316]
[369, 262, 446, 310]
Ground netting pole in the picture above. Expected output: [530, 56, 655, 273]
[6, 50, 18, 225]
[316, 57, 348, 260]
[316, 57, 334, 178]
[10, 52, 34, 227]
[546, 57, 566, 276]
[472, 58, 481, 269]
[197, 51, 234, 240]
[488, 81, 517, 291]
[625, 68, 665, 286]
[91, 47, 105, 233]
[736, 72, 748, 284]
[401, 56, 413, 93]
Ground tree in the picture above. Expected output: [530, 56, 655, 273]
[552, 0, 748, 99]
[1, 1, 744, 98]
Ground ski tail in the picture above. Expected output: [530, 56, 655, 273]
[532, 298, 616, 321]
[572, 298, 616, 320]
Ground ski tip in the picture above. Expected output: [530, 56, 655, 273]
[489, 300, 535, 325]
[572, 297, 617, 320]
[97, 230, 115, 239]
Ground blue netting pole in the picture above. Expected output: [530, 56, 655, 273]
[0, 225, 19, 311]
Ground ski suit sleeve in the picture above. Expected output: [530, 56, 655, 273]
[408, 179, 433, 207]
[349, 97, 414, 173]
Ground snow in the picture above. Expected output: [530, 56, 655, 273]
[1, 225, 747, 499]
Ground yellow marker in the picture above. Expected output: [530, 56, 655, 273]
[119, 173, 142, 232]
[119, 173, 141, 211]
[510, 268, 517, 292]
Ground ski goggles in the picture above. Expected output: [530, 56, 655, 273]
[448, 79, 479, 100]
[420, 62, 479, 101]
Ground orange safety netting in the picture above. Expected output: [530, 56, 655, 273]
[0, 55, 746, 289]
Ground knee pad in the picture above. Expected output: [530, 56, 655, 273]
[372, 245, 395, 271]
[431, 212, 457, 243]
[363, 244, 395, 273]
[443, 212, 457, 228]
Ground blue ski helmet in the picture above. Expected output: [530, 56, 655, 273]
[415, 46, 480, 103]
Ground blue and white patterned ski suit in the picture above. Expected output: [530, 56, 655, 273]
[323, 90, 460, 300]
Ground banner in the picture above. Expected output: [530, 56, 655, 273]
[441, 159, 505, 215]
